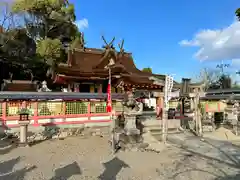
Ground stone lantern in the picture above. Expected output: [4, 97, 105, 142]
[18, 108, 30, 146]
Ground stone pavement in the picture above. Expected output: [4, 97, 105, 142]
[0, 133, 240, 179]
[168, 132, 240, 174]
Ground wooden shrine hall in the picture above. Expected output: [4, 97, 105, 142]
[52, 37, 164, 93]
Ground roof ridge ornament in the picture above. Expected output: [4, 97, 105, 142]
[118, 39, 125, 55]
[79, 32, 86, 51]
[102, 36, 115, 50]
[94, 36, 117, 69]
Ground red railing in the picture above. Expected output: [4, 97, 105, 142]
[0, 100, 123, 128]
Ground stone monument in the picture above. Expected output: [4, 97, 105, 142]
[123, 91, 143, 136]
[225, 100, 240, 135]
[18, 108, 30, 147]
[113, 90, 144, 151]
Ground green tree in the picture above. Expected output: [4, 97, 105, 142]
[36, 38, 62, 66]
[232, 81, 240, 89]
[0, 0, 82, 83]
[236, 8, 240, 20]
[0, 2, 42, 80]
[142, 67, 152, 73]
[210, 74, 232, 89]
[12, 0, 79, 65]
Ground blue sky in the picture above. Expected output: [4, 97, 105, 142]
[70, 0, 240, 81]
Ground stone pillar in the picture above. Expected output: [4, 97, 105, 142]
[18, 121, 30, 147]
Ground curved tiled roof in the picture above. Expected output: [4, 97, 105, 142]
[56, 47, 164, 88]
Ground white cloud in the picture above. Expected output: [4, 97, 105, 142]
[179, 20, 240, 62]
[232, 59, 240, 67]
[75, 18, 88, 30]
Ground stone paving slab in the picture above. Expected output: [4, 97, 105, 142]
[0, 134, 240, 179]
[168, 132, 240, 169]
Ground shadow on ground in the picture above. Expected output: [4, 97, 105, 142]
[214, 173, 240, 180]
[98, 157, 129, 180]
[49, 161, 81, 180]
[46, 156, 129, 179]
[0, 135, 18, 155]
[167, 134, 240, 180]
[0, 156, 36, 180]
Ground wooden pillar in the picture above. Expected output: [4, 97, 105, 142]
[98, 84, 102, 93]
[67, 48, 73, 66]
[74, 83, 79, 92]
[111, 86, 115, 93]
[193, 90, 202, 136]
[157, 96, 163, 119]
[90, 84, 94, 93]
[67, 84, 72, 92]
[2, 102, 7, 127]
[117, 88, 122, 93]
[33, 102, 38, 126]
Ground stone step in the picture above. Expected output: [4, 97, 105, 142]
[150, 129, 180, 135]
[143, 119, 181, 129]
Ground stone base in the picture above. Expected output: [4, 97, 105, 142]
[18, 121, 30, 126]
[18, 142, 29, 147]
[124, 128, 140, 136]
[142, 132, 168, 153]
[114, 131, 144, 152]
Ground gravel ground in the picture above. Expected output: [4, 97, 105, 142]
[0, 134, 240, 180]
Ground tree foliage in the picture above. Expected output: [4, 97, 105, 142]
[236, 8, 240, 21]
[12, 0, 78, 64]
[2, 28, 36, 59]
[209, 74, 232, 89]
[12, 0, 77, 41]
[142, 67, 152, 73]
[0, 0, 80, 81]
[36, 38, 62, 65]
[196, 68, 232, 90]
[196, 68, 218, 91]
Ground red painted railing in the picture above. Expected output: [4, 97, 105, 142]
[0, 100, 123, 128]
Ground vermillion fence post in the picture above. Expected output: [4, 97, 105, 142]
[62, 101, 66, 115]
[217, 102, 221, 112]
[88, 101, 91, 121]
[205, 102, 209, 112]
[2, 102, 7, 128]
[33, 102, 38, 126]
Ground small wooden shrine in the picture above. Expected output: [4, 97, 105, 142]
[52, 36, 164, 93]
